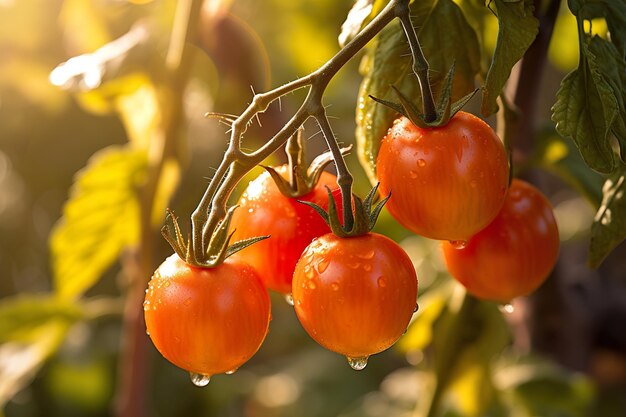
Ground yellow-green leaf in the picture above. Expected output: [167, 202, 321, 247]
[50, 146, 148, 299]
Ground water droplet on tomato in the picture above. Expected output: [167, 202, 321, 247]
[225, 368, 238, 375]
[316, 258, 330, 273]
[143, 301, 150, 311]
[357, 249, 375, 260]
[307, 281, 316, 290]
[377, 277, 387, 288]
[417, 159, 426, 168]
[247, 208, 254, 213]
[347, 356, 369, 371]
[363, 263, 372, 272]
[284, 293, 294, 306]
[190, 372, 211, 387]
[409, 170, 417, 179]
[499, 303, 515, 314]
[163, 281, 171, 288]
[146, 330, 150, 336]
[449, 240, 468, 249]
[331, 282, 339, 291]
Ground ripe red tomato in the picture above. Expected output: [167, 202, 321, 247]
[230, 166, 339, 294]
[376, 112, 509, 241]
[442, 179, 560, 302]
[144, 254, 270, 378]
[292, 233, 417, 365]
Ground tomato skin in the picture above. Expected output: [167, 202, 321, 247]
[442, 179, 560, 302]
[144, 254, 270, 376]
[376, 112, 509, 241]
[230, 166, 338, 294]
[292, 233, 417, 358]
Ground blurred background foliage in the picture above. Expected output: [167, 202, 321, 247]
[0, 0, 625, 417]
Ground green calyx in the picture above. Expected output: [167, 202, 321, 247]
[161, 208, 268, 268]
[263, 128, 352, 198]
[300, 183, 390, 238]
[370, 62, 478, 128]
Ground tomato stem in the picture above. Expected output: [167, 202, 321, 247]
[396, 6, 437, 123]
[188, 0, 413, 261]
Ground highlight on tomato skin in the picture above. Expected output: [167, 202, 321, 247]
[376, 111, 509, 241]
[230, 166, 340, 294]
[442, 179, 560, 302]
[144, 253, 271, 379]
[292, 232, 418, 366]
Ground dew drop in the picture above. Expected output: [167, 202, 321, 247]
[347, 356, 369, 371]
[331, 282, 339, 291]
[417, 159, 426, 167]
[363, 263, 372, 272]
[225, 368, 238, 375]
[307, 281, 316, 290]
[164, 281, 171, 288]
[284, 293, 294, 306]
[377, 277, 387, 288]
[357, 249, 376, 260]
[247, 208, 254, 213]
[143, 301, 150, 311]
[409, 170, 418, 179]
[449, 240, 468, 249]
[146, 330, 150, 336]
[499, 303, 515, 314]
[190, 372, 211, 387]
[316, 258, 330, 273]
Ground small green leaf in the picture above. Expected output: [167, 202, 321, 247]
[50, 146, 148, 300]
[589, 165, 626, 268]
[356, 0, 480, 182]
[552, 38, 619, 174]
[481, 0, 539, 116]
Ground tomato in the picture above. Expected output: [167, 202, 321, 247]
[376, 112, 509, 241]
[292, 233, 417, 367]
[442, 179, 560, 302]
[230, 166, 339, 294]
[144, 254, 270, 380]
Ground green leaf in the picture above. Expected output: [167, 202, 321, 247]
[50, 146, 148, 299]
[588, 36, 626, 161]
[589, 165, 626, 268]
[572, 0, 626, 59]
[552, 37, 619, 174]
[0, 295, 82, 343]
[0, 295, 81, 408]
[356, 0, 481, 182]
[481, 0, 538, 116]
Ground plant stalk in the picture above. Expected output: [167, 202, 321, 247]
[114, 1, 203, 416]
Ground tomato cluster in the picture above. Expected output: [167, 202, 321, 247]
[143, 110, 559, 384]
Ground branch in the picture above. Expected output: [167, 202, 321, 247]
[189, 0, 411, 262]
